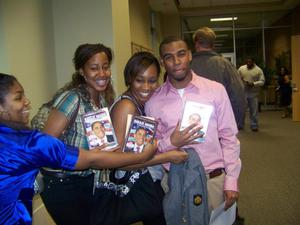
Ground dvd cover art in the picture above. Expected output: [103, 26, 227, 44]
[180, 101, 213, 142]
[82, 107, 119, 151]
[123, 115, 157, 153]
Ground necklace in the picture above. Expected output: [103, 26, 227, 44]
[90, 98, 100, 111]
[80, 84, 102, 111]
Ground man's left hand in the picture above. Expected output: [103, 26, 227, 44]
[224, 190, 239, 210]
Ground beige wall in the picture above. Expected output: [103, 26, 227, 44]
[129, 0, 152, 50]
[0, 0, 133, 109]
[52, 0, 131, 96]
[0, 0, 56, 116]
[161, 14, 181, 38]
[112, 0, 131, 94]
[127, 1, 180, 84]
[52, 0, 114, 89]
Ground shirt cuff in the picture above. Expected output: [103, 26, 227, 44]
[62, 144, 80, 170]
[224, 175, 239, 192]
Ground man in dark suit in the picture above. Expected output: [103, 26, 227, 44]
[191, 27, 246, 130]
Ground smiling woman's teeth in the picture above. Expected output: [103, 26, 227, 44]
[140, 92, 149, 97]
[96, 79, 107, 86]
[22, 110, 30, 114]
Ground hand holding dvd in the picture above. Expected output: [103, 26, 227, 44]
[170, 120, 203, 147]
[123, 115, 158, 153]
[81, 108, 119, 151]
[180, 101, 213, 143]
[140, 139, 158, 161]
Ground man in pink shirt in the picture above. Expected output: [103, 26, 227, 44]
[145, 36, 241, 213]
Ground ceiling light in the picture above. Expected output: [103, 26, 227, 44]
[210, 17, 237, 22]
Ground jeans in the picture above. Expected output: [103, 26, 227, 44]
[41, 174, 94, 225]
[246, 96, 258, 129]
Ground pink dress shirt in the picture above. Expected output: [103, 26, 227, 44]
[145, 71, 241, 191]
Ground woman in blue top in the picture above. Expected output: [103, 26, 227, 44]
[0, 73, 157, 225]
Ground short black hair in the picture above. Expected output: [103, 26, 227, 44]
[159, 36, 186, 57]
[0, 73, 17, 105]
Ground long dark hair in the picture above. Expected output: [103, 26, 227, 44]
[61, 43, 115, 106]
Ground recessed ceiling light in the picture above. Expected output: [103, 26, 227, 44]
[210, 17, 237, 22]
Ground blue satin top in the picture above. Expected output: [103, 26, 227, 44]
[0, 124, 79, 225]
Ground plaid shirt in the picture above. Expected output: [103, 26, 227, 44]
[53, 88, 107, 176]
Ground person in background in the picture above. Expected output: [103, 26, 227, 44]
[191, 27, 245, 224]
[0, 73, 157, 225]
[145, 37, 241, 219]
[91, 51, 196, 225]
[277, 66, 292, 118]
[238, 57, 265, 132]
[191, 27, 246, 130]
[40, 43, 117, 225]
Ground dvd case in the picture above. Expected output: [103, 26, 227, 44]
[180, 101, 213, 142]
[123, 115, 157, 153]
[82, 107, 119, 151]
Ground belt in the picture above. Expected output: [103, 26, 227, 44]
[208, 168, 224, 179]
[41, 168, 92, 180]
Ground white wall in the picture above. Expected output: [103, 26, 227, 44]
[129, 0, 151, 49]
[0, 0, 56, 116]
[51, 0, 114, 88]
[0, 0, 131, 113]
[111, 0, 131, 94]
[0, 1, 9, 73]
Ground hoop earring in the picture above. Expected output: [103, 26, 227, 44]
[81, 73, 87, 81]
[0, 111, 9, 120]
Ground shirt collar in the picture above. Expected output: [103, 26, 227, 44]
[164, 71, 199, 95]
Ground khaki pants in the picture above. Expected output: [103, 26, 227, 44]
[206, 172, 225, 213]
[161, 170, 225, 213]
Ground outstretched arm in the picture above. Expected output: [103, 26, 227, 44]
[75, 141, 157, 170]
[121, 149, 188, 170]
